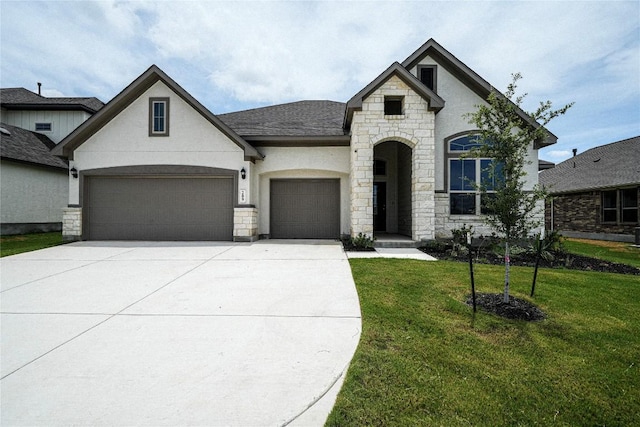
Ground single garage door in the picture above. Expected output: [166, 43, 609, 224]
[85, 176, 233, 240]
[270, 179, 340, 239]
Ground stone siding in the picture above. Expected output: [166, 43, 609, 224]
[233, 207, 259, 242]
[62, 207, 82, 241]
[350, 75, 436, 241]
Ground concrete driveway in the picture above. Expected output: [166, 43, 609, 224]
[0, 240, 361, 426]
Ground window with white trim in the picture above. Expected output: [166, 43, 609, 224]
[447, 134, 503, 215]
[149, 97, 169, 136]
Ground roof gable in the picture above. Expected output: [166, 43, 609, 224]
[51, 65, 262, 161]
[344, 62, 445, 129]
[0, 123, 68, 169]
[539, 136, 640, 193]
[402, 38, 557, 148]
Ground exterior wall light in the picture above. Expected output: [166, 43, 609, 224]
[240, 167, 246, 180]
[70, 167, 78, 178]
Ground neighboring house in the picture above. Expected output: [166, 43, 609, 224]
[1, 88, 103, 143]
[539, 136, 640, 242]
[0, 88, 104, 234]
[0, 124, 68, 234]
[52, 38, 555, 243]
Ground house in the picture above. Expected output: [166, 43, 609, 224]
[540, 136, 640, 242]
[0, 88, 104, 234]
[52, 38, 554, 242]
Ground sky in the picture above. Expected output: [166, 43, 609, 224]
[1, 0, 638, 163]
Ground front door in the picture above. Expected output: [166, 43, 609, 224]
[373, 182, 386, 232]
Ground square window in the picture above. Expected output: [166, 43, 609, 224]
[149, 97, 170, 136]
[374, 159, 386, 176]
[384, 96, 403, 115]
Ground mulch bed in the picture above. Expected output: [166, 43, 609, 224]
[420, 245, 640, 275]
[466, 293, 546, 321]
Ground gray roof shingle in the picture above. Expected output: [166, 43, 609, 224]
[1, 88, 104, 113]
[0, 123, 68, 169]
[218, 100, 346, 137]
[539, 136, 640, 194]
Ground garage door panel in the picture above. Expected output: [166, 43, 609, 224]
[270, 179, 339, 239]
[86, 177, 233, 241]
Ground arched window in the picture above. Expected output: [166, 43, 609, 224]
[446, 134, 503, 215]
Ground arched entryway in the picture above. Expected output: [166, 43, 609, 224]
[373, 141, 413, 238]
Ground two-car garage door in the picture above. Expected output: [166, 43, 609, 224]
[84, 176, 339, 241]
[85, 176, 233, 240]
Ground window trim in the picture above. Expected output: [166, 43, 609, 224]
[35, 122, 52, 132]
[445, 132, 499, 216]
[149, 97, 170, 136]
[417, 64, 437, 92]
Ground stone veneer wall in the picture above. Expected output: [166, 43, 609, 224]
[62, 207, 82, 241]
[233, 207, 259, 242]
[546, 189, 639, 236]
[435, 195, 545, 239]
[349, 75, 436, 241]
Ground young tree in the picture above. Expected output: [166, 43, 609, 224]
[467, 73, 572, 303]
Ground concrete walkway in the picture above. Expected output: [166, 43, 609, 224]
[346, 247, 437, 261]
[0, 241, 361, 426]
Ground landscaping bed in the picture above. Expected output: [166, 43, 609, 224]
[420, 241, 640, 275]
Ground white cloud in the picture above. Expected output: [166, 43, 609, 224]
[545, 150, 572, 161]
[1, 0, 637, 153]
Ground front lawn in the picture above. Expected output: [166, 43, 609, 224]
[0, 232, 65, 257]
[327, 259, 639, 426]
[564, 237, 640, 268]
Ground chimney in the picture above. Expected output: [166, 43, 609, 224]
[572, 148, 577, 157]
[37, 82, 42, 96]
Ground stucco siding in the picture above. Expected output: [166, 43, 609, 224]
[254, 146, 350, 236]
[1, 160, 68, 225]
[70, 81, 247, 205]
[408, 55, 539, 193]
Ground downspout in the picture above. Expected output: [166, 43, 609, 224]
[550, 198, 554, 232]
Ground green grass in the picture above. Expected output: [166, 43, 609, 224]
[564, 237, 640, 268]
[327, 259, 640, 426]
[0, 232, 66, 257]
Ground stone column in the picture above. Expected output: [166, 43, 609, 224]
[233, 207, 259, 242]
[62, 206, 82, 241]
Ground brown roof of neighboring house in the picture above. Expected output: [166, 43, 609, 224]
[539, 136, 640, 194]
[0, 88, 104, 113]
[0, 123, 68, 169]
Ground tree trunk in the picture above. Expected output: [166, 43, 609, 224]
[504, 240, 510, 303]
